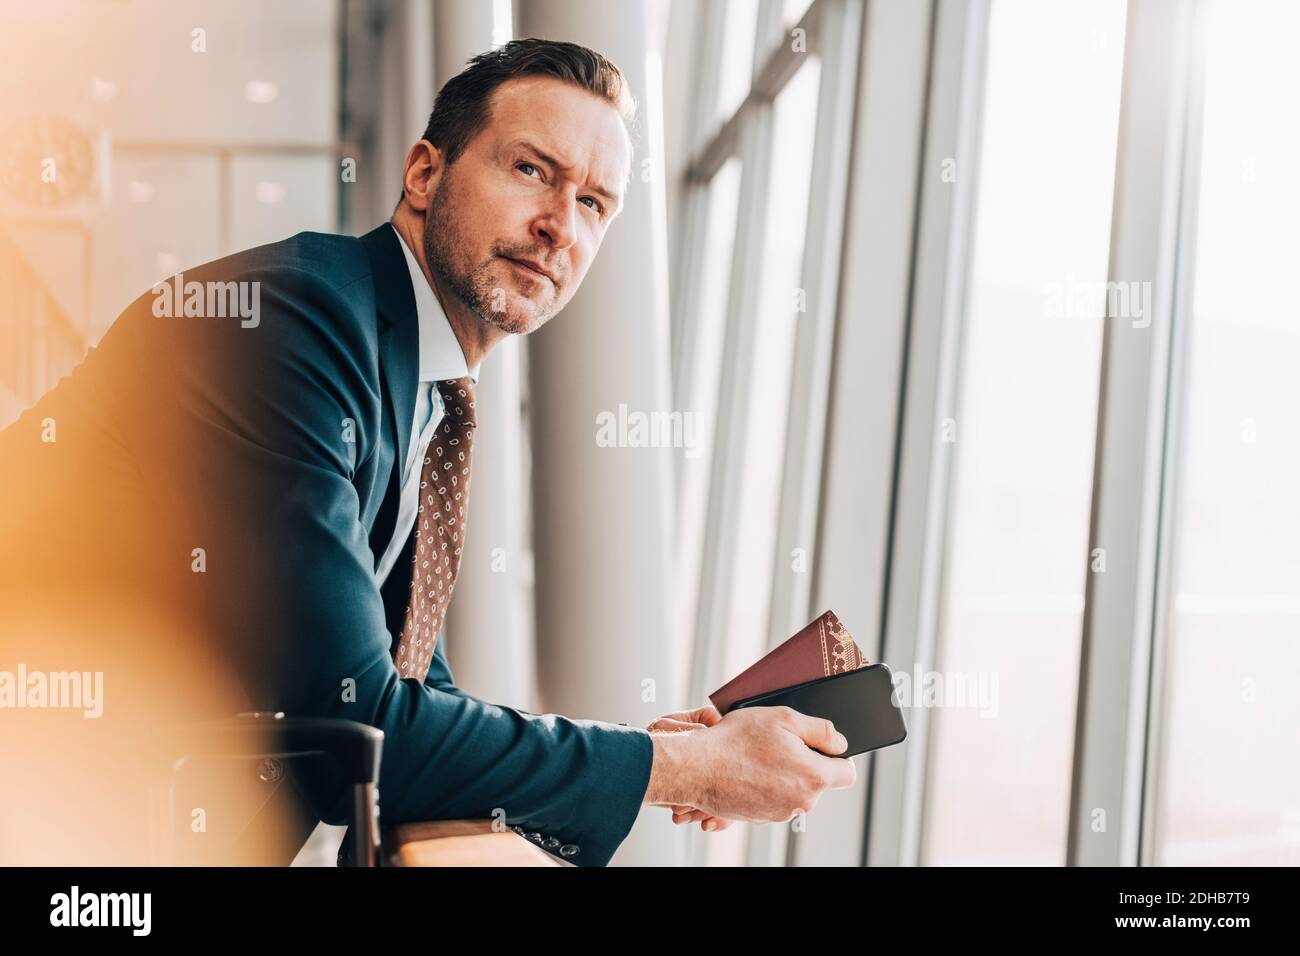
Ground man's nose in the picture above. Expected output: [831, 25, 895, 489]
[532, 191, 579, 252]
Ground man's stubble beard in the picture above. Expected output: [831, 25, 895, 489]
[422, 171, 559, 337]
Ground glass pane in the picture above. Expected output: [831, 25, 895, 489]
[709, 56, 822, 867]
[716, 0, 761, 124]
[920, 0, 1127, 865]
[1151, 0, 1300, 866]
[677, 158, 743, 668]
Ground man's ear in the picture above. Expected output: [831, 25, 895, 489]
[401, 140, 444, 212]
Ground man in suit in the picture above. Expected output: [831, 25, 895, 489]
[0, 39, 854, 866]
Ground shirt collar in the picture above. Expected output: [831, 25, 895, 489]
[390, 222, 481, 385]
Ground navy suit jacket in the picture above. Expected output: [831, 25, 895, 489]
[0, 223, 653, 866]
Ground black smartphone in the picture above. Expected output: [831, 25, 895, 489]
[730, 663, 907, 758]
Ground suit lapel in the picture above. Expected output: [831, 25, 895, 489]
[360, 223, 419, 567]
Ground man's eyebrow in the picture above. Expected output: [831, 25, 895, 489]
[513, 139, 621, 208]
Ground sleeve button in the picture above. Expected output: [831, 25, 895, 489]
[559, 844, 579, 858]
[542, 837, 560, 850]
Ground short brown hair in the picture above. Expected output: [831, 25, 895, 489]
[422, 37, 637, 168]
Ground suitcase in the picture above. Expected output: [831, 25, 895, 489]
[151, 712, 384, 867]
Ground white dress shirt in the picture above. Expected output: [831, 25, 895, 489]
[373, 223, 481, 586]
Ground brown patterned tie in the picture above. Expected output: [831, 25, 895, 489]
[393, 376, 477, 681]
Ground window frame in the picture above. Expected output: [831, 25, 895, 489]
[864, 0, 991, 868]
[1066, 0, 1204, 868]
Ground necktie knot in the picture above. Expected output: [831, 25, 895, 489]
[436, 377, 476, 429]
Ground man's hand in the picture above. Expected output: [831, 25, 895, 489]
[646, 705, 733, 831]
[644, 705, 856, 828]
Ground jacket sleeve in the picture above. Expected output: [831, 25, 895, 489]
[136, 263, 652, 866]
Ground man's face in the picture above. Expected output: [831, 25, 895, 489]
[422, 75, 630, 336]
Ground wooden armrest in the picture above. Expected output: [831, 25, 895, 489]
[382, 819, 563, 867]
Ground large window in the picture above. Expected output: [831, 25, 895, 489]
[921, 0, 1127, 866]
[1149, 0, 1300, 867]
[670, 0, 1295, 868]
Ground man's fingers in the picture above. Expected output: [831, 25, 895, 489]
[649, 704, 722, 731]
[648, 717, 707, 734]
[820, 751, 858, 789]
[694, 704, 723, 726]
[779, 707, 848, 755]
[669, 807, 732, 831]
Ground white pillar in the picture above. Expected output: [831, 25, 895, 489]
[515, 0, 681, 866]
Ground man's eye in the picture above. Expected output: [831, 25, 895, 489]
[580, 196, 603, 214]
[517, 162, 539, 178]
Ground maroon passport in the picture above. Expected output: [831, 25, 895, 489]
[709, 610, 869, 715]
